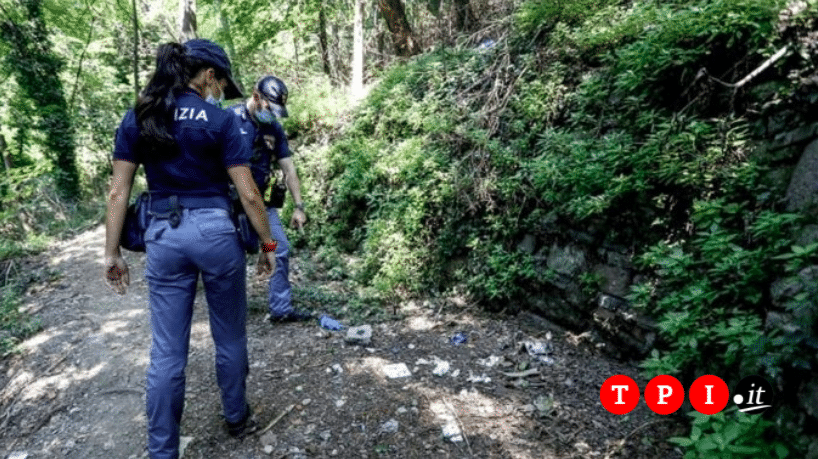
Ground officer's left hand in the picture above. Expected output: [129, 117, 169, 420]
[291, 209, 306, 230]
[104, 255, 130, 295]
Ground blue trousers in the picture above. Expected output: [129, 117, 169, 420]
[267, 208, 293, 317]
[144, 208, 250, 459]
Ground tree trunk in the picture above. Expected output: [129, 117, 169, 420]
[131, 0, 140, 99]
[377, 0, 419, 57]
[179, 0, 196, 42]
[0, 0, 80, 199]
[0, 132, 9, 171]
[318, 0, 331, 80]
[351, 0, 364, 99]
[452, 0, 476, 31]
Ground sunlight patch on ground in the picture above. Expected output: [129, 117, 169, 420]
[404, 315, 440, 332]
[346, 356, 410, 384]
[53, 225, 105, 265]
[18, 363, 105, 402]
[22, 330, 60, 350]
[98, 319, 132, 336]
[415, 384, 544, 458]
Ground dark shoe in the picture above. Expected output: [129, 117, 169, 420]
[226, 407, 259, 439]
[269, 309, 314, 323]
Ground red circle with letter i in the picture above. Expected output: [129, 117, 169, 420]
[645, 375, 684, 415]
[600, 375, 640, 415]
[689, 375, 729, 415]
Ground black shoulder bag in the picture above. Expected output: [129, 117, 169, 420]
[120, 192, 150, 252]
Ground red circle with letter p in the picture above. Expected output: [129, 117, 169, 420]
[600, 375, 640, 415]
[689, 375, 729, 415]
[645, 375, 684, 415]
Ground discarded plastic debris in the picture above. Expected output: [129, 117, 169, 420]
[524, 341, 553, 356]
[442, 422, 463, 442]
[523, 340, 554, 364]
[534, 395, 555, 417]
[7, 452, 28, 459]
[379, 419, 399, 434]
[450, 332, 467, 345]
[477, 38, 496, 51]
[477, 355, 503, 367]
[432, 360, 451, 377]
[319, 315, 343, 331]
[383, 363, 412, 378]
[345, 325, 372, 345]
[466, 371, 492, 384]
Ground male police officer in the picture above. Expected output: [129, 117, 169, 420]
[229, 75, 312, 322]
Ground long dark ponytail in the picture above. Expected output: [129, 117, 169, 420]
[135, 42, 188, 154]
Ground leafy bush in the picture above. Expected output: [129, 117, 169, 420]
[669, 409, 790, 459]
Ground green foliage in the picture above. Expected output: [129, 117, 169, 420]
[633, 199, 802, 378]
[516, 0, 621, 35]
[1, 0, 80, 198]
[669, 409, 790, 459]
[0, 284, 41, 356]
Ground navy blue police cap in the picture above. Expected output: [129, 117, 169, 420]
[256, 75, 289, 118]
[184, 39, 244, 100]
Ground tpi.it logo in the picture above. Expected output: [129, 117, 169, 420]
[600, 374, 773, 415]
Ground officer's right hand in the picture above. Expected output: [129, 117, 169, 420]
[104, 255, 130, 295]
[256, 251, 277, 276]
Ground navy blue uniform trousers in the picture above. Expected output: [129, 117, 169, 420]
[266, 208, 292, 317]
[144, 208, 249, 459]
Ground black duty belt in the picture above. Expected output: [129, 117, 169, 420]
[149, 194, 232, 228]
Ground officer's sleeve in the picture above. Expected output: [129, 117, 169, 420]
[112, 111, 139, 163]
[222, 114, 251, 168]
[270, 121, 291, 160]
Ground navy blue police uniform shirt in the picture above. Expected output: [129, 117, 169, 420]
[227, 103, 291, 194]
[113, 88, 250, 198]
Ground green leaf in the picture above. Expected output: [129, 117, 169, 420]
[698, 436, 718, 451]
[691, 426, 702, 441]
[669, 437, 694, 447]
[726, 445, 761, 454]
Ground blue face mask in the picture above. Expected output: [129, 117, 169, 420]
[255, 108, 275, 124]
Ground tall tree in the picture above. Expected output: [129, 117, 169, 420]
[0, 0, 80, 198]
[131, 0, 140, 99]
[179, 0, 196, 42]
[351, 0, 363, 98]
[317, 0, 331, 80]
[378, 0, 419, 56]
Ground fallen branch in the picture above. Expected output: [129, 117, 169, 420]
[699, 45, 788, 89]
[258, 404, 295, 435]
[502, 368, 540, 378]
[445, 400, 474, 458]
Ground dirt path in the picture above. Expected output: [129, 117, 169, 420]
[0, 225, 684, 459]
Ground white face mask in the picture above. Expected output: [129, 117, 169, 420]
[205, 89, 224, 108]
[204, 77, 225, 108]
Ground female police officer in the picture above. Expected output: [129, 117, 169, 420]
[103, 39, 278, 459]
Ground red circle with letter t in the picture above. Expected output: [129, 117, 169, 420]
[645, 375, 684, 415]
[689, 375, 729, 415]
[600, 375, 640, 415]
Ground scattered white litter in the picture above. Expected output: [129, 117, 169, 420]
[383, 363, 412, 378]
